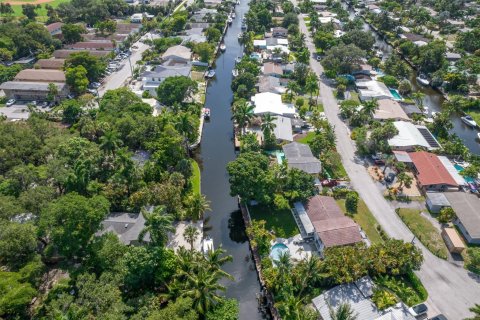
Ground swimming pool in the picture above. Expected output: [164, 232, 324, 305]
[270, 243, 289, 261]
[454, 164, 475, 183]
[389, 88, 403, 101]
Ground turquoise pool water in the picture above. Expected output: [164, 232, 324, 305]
[265, 150, 285, 164]
[454, 164, 475, 183]
[270, 243, 289, 261]
[375, 68, 385, 77]
[389, 88, 403, 101]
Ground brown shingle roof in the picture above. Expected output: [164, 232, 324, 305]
[305, 195, 344, 222]
[65, 41, 115, 50]
[46, 22, 63, 32]
[53, 50, 111, 59]
[35, 59, 65, 70]
[409, 151, 458, 187]
[263, 62, 283, 76]
[14, 69, 66, 83]
[312, 217, 363, 248]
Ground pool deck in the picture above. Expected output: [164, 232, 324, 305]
[271, 234, 315, 261]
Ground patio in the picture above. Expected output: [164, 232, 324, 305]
[272, 234, 316, 261]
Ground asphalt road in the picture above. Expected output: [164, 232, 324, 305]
[298, 14, 480, 319]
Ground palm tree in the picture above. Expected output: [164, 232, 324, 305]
[286, 80, 300, 101]
[329, 303, 358, 320]
[231, 101, 255, 134]
[272, 46, 282, 57]
[184, 225, 199, 251]
[139, 206, 175, 246]
[204, 247, 234, 278]
[411, 92, 425, 110]
[181, 268, 226, 315]
[305, 72, 319, 101]
[261, 113, 277, 132]
[99, 130, 122, 157]
[296, 255, 324, 295]
[188, 193, 211, 220]
[361, 99, 378, 118]
[176, 112, 195, 154]
[382, 155, 395, 174]
[396, 172, 413, 190]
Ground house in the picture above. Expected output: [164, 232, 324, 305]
[399, 33, 430, 44]
[446, 52, 462, 62]
[251, 92, 295, 117]
[425, 192, 451, 213]
[401, 104, 422, 116]
[14, 69, 66, 83]
[443, 192, 480, 244]
[0, 82, 69, 101]
[253, 39, 267, 49]
[356, 80, 393, 101]
[83, 33, 129, 43]
[352, 64, 373, 76]
[204, 0, 222, 7]
[257, 75, 286, 94]
[282, 142, 322, 174]
[116, 23, 142, 35]
[312, 276, 415, 320]
[53, 49, 111, 59]
[388, 121, 441, 151]
[96, 212, 148, 246]
[162, 45, 192, 64]
[262, 62, 283, 77]
[141, 64, 192, 97]
[442, 227, 465, 254]
[272, 27, 288, 38]
[45, 22, 63, 36]
[373, 99, 410, 121]
[272, 116, 293, 142]
[34, 59, 65, 70]
[192, 8, 217, 22]
[65, 41, 116, 51]
[131, 13, 144, 23]
[409, 151, 459, 192]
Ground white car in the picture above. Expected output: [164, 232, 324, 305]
[6, 99, 15, 107]
[408, 303, 428, 317]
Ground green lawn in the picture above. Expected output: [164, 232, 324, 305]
[397, 208, 448, 259]
[297, 131, 315, 144]
[1, 0, 70, 19]
[468, 110, 480, 127]
[249, 205, 299, 238]
[190, 159, 201, 196]
[337, 199, 384, 244]
[349, 91, 360, 103]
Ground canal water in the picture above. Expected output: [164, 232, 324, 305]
[196, 0, 264, 319]
[348, 6, 480, 154]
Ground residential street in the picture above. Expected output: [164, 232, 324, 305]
[298, 15, 480, 319]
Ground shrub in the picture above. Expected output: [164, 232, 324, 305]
[372, 289, 397, 310]
[380, 75, 399, 88]
[438, 207, 456, 223]
[466, 247, 480, 275]
[345, 191, 359, 214]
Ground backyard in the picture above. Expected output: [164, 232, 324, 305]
[397, 208, 449, 260]
[248, 204, 299, 238]
[337, 198, 384, 244]
[190, 159, 201, 196]
[1, 0, 70, 19]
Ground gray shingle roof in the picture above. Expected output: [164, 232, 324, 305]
[142, 64, 191, 78]
[282, 142, 321, 174]
[0, 81, 66, 91]
[97, 212, 149, 245]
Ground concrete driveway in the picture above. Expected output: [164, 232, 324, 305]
[297, 14, 480, 319]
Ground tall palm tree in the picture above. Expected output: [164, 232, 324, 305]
[188, 193, 211, 220]
[382, 155, 395, 174]
[231, 101, 255, 134]
[286, 80, 300, 101]
[361, 99, 378, 118]
[305, 72, 319, 101]
[296, 255, 324, 295]
[261, 113, 277, 132]
[139, 206, 175, 246]
[176, 112, 195, 154]
[329, 303, 358, 320]
[204, 247, 233, 278]
[181, 268, 226, 315]
[411, 92, 425, 110]
[184, 225, 199, 251]
[99, 130, 122, 157]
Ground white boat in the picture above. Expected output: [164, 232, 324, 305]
[232, 69, 239, 77]
[416, 74, 430, 86]
[236, 0, 240, 4]
[220, 43, 226, 52]
[231, 12, 236, 19]
[205, 69, 215, 78]
[202, 236, 214, 254]
[477, 133, 480, 142]
[202, 107, 211, 120]
[235, 56, 242, 64]
[227, 17, 233, 25]
[461, 115, 477, 127]
[422, 106, 429, 115]
[375, 50, 383, 58]
[238, 32, 243, 40]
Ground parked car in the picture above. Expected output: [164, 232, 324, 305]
[39, 101, 48, 108]
[6, 99, 15, 107]
[89, 82, 101, 89]
[430, 315, 447, 320]
[321, 179, 338, 187]
[374, 159, 385, 165]
[30, 100, 37, 106]
[408, 303, 428, 317]
[332, 184, 349, 191]
[385, 172, 396, 183]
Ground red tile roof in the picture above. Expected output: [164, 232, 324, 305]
[305, 195, 344, 222]
[409, 151, 458, 187]
[66, 41, 115, 50]
[35, 59, 65, 70]
[46, 22, 63, 33]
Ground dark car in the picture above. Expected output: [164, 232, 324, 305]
[374, 159, 385, 165]
[384, 172, 396, 183]
[408, 303, 428, 317]
[321, 179, 338, 187]
[430, 315, 447, 320]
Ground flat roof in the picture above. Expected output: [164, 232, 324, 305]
[282, 142, 321, 174]
[252, 92, 296, 116]
[443, 192, 480, 239]
[374, 99, 410, 121]
[14, 69, 65, 82]
[426, 192, 451, 207]
[272, 116, 293, 141]
[293, 201, 315, 235]
[443, 227, 465, 249]
[393, 150, 412, 163]
[437, 156, 466, 186]
[0, 81, 66, 91]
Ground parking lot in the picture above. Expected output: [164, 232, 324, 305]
[0, 101, 55, 120]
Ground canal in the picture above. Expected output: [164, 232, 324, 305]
[196, 0, 264, 319]
[347, 5, 480, 155]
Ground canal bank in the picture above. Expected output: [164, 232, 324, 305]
[197, 0, 265, 318]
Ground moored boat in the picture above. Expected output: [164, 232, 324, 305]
[220, 43, 226, 52]
[205, 69, 215, 78]
[227, 17, 233, 25]
[232, 69, 239, 77]
[461, 115, 477, 127]
[416, 74, 430, 86]
[202, 236, 214, 254]
[202, 108, 211, 120]
[231, 12, 236, 19]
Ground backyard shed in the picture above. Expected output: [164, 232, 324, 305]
[441, 227, 465, 254]
[425, 192, 451, 213]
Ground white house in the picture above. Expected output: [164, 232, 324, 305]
[141, 64, 192, 97]
[251, 92, 295, 117]
[356, 80, 394, 101]
[162, 45, 192, 64]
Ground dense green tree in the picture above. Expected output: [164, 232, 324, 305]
[0, 271, 37, 318]
[205, 298, 239, 320]
[66, 51, 106, 82]
[231, 100, 255, 134]
[61, 23, 86, 44]
[0, 222, 37, 269]
[340, 30, 375, 51]
[146, 297, 198, 320]
[321, 44, 366, 74]
[21, 4, 37, 20]
[156, 76, 198, 106]
[194, 42, 215, 62]
[345, 191, 359, 214]
[438, 207, 456, 223]
[66, 65, 89, 94]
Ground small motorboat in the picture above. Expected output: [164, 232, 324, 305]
[416, 74, 430, 86]
[202, 236, 214, 254]
[235, 56, 242, 64]
[227, 17, 233, 25]
[461, 115, 477, 127]
[231, 12, 236, 19]
[375, 50, 383, 58]
[205, 69, 215, 79]
[202, 108, 211, 120]
[232, 69, 239, 77]
[236, 0, 240, 4]
[237, 32, 243, 41]
[422, 106, 429, 116]
[219, 43, 226, 52]
[241, 23, 247, 30]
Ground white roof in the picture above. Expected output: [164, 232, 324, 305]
[276, 38, 289, 46]
[319, 17, 339, 24]
[437, 156, 466, 185]
[356, 80, 393, 100]
[293, 202, 315, 235]
[162, 45, 192, 60]
[273, 116, 293, 141]
[388, 122, 431, 149]
[251, 92, 295, 116]
[254, 39, 267, 47]
[267, 45, 290, 54]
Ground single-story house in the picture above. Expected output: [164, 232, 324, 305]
[14, 69, 66, 83]
[251, 92, 295, 117]
[0, 81, 69, 101]
[257, 75, 286, 94]
[442, 227, 465, 254]
[312, 276, 415, 320]
[443, 192, 480, 244]
[373, 98, 410, 122]
[401, 104, 422, 116]
[52, 49, 111, 59]
[192, 8, 217, 22]
[409, 151, 459, 192]
[446, 52, 462, 62]
[116, 23, 142, 35]
[352, 64, 373, 76]
[204, 0, 222, 7]
[131, 13, 144, 23]
[141, 64, 192, 97]
[283, 142, 322, 174]
[46, 22, 63, 36]
[399, 33, 430, 44]
[34, 59, 65, 70]
[425, 192, 451, 213]
[65, 41, 116, 51]
[96, 212, 148, 246]
[262, 62, 283, 77]
[272, 27, 288, 38]
[388, 121, 441, 151]
[82, 33, 128, 43]
[253, 39, 267, 49]
[356, 80, 394, 101]
[162, 45, 192, 64]
[272, 116, 293, 141]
